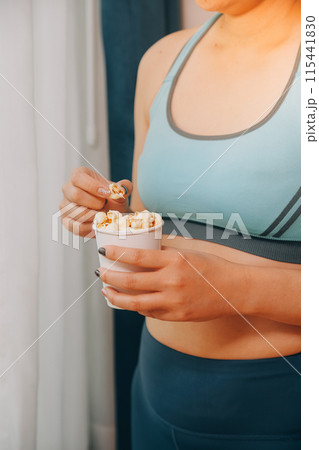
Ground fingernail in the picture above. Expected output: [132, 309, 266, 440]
[98, 187, 110, 196]
[102, 288, 112, 303]
[98, 247, 106, 256]
[94, 269, 100, 278]
[120, 184, 128, 195]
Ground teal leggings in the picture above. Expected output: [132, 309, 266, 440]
[131, 323, 301, 450]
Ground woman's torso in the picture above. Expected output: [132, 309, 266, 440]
[135, 13, 301, 359]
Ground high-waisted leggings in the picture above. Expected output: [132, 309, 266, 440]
[131, 323, 301, 450]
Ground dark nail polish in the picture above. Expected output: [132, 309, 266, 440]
[94, 269, 100, 278]
[121, 184, 128, 194]
[98, 247, 106, 256]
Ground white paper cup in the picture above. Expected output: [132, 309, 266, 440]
[93, 218, 163, 309]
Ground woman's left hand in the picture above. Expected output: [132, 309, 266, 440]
[97, 245, 243, 321]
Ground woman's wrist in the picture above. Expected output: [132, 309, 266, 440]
[212, 256, 251, 318]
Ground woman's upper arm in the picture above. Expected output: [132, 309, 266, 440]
[130, 54, 150, 212]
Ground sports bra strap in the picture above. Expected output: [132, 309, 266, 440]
[165, 13, 222, 81]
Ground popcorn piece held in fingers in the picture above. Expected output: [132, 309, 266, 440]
[108, 183, 126, 199]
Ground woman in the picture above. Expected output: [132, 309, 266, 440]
[61, 0, 301, 448]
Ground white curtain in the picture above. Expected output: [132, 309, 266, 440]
[0, 1, 116, 449]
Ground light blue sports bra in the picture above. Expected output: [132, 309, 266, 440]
[137, 14, 301, 263]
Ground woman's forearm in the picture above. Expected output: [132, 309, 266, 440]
[228, 261, 301, 326]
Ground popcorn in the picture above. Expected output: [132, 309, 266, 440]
[118, 214, 129, 231]
[108, 183, 126, 199]
[127, 211, 157, 229]
[94, 212, 107, 225]
[93, 210, 120, 229]
[93, 210, 161, 233]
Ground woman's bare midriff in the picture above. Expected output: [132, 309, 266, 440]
[146, 235, 301, 359]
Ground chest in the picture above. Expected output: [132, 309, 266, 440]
[138, 77, 300, 239]
[171, 44, 299, 136]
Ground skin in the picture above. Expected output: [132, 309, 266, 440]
[60, 168, 133, 237]
[61, 0, 301, 359]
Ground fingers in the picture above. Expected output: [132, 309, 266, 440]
[99, 268, 162, 291]
[71, 169, 110, 199]
[116, 179, 133, 198]
[59, 197, 98, 237]
[105, 179, 133, 206]
[62, 181, 106, 210]
[59, 199, 78, 219]
[102, 287, 188, 321]
[61, 206, 97, 236]
[63, 167, 132, 211]
[99, 246, 172, 269]
[62, 218, 94, 237]
[66, 205, 97, 222]
[60, 167, 134, 237]
[71, 218, 95, 238]
[102, 286, 164, 312]
[59, 200, 98, 221]
[62, 167, 109, 212]
[69, 169, 132, 201]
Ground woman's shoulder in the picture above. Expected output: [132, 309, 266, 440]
[137, 27, 199, 112]
[140, 27, 198, 78]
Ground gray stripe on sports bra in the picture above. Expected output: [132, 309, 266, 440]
[162, 218, 301, 264]
[166, 17, 301, 141]
[261, 187, 301, 236]
[273, 205, 301, 238]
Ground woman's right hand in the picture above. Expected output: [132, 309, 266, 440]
[60, 167, 133, 237]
